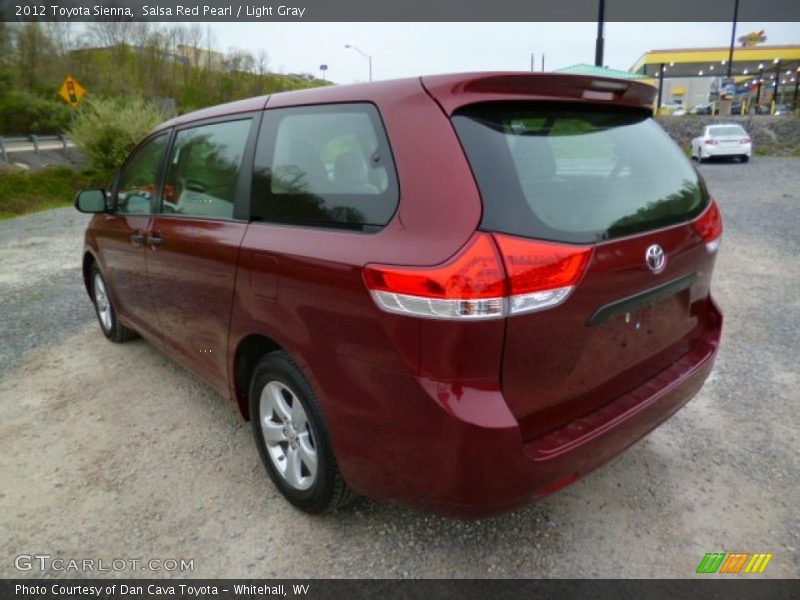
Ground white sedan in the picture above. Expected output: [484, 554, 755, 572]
[691, 124, 752, 163]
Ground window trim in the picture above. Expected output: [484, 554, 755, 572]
[111, 129, 172, 216]
[250, 101, 400, 232]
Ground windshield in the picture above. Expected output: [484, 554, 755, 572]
[709, 126, 746, 137]
[452, 103, 708, 244]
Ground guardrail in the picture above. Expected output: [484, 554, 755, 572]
[0, 134, 73, 163]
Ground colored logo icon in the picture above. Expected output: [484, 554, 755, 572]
[696, 552, 773, 574]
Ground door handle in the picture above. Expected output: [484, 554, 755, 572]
[146, 234, 163, 247]
[130, 233, 146, 245]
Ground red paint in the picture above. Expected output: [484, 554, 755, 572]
[81, 73, 722, 517]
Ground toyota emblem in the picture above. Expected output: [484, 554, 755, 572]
[645, 244, 666, 274]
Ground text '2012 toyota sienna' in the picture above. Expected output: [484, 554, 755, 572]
[75, 73, 723, 517]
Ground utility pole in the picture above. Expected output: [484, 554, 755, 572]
[755, 64, 764, 107]
[595, 0, 606, 67]
[726, 0, 739, 80]
[657, 63, 665, 111]
[772, 59, 781, 113]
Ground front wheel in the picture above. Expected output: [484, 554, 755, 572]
[91, 265, 137, 342]
[249, 351, 356, 513]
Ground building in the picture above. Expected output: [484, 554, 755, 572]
[174, 45, 225, 71]
[630, 45, 800, 111]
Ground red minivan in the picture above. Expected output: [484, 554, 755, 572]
[75, 73, 723, 517]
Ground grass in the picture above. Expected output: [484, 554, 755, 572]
[0, 166, 102, 220]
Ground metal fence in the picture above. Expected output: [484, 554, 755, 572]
[0, 134, 73, 163]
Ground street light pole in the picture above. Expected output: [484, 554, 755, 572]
[345, 44, 372, 82]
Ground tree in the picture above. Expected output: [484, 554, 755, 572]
[16, 23, 56, 92]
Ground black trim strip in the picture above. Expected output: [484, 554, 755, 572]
[587, 273, 697, 327]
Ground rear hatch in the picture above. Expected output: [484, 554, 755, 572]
[441, 83, 722, 438]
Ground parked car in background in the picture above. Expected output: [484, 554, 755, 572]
[774, 104, 794, 116]
[662, 103, 685, 116]
[691, 123, 752, 162]
[74, 72, 724, 517]
[689, 103, 717, 115]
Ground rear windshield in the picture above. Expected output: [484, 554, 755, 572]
[709, 125, 746, 137]
[452, 103, 708, 244]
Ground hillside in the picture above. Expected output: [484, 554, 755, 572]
[0, 22, 329, 135]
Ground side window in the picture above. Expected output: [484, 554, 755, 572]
[115, 133, 168, 215]
[252, 103, 398, 230]
[161, 119, 253, 219]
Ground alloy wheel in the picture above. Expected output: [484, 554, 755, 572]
[259, 381, 318, 491]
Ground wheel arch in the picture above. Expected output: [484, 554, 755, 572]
[82, 250, 98, 299]
[232, 333, 283, 420]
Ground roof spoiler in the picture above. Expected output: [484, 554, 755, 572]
[421, 72, 656, 114]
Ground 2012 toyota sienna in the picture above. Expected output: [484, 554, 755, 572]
[75, 73, 723, 517]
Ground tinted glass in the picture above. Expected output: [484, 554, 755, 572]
[252, 103, 398, 230]
[452, 103, 708, 244]
[708, 126, 746, 137]
[115, 134, 168, 215]
[161, 119, 252, 218]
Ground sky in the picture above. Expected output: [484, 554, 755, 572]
[206, 21, 800, 83]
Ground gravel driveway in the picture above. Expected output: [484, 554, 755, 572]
[1, 158, 798, 578]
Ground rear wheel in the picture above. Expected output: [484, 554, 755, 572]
[91, 265, 137, 343]
[741, 155, 750, 163]
[249, 351, 356, 513]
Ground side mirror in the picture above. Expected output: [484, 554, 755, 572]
[74, 188, 108, 213]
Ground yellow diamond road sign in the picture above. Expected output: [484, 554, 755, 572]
[58, 76, 86, 109]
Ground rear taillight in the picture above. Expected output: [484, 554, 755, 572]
[741, 137, 751, 144]
[364, 233, 506, 320]
[363, 232, 592, 320]
[692, 200, 723, 253]
[704, 139, 718, 145]
[493, 234, 592, 316]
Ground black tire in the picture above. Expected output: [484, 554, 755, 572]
[741, 155, 750, 163]
[90, 264, 137, 343]
[249, 351, 356, 513]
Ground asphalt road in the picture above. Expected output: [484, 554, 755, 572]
[0, 157, 798, 578]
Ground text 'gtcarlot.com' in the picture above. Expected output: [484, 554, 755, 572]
[14, 553, 194, 572]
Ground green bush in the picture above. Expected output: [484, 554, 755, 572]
[0, 166, 100, 219]
[68, 97, 164, 181]
[0, 91, 71, 135]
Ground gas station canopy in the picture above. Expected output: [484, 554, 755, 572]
[630, 45, 800, 80]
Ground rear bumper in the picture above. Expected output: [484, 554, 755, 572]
[327, 298, 722, 518]
[702, 143, 751, 157]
